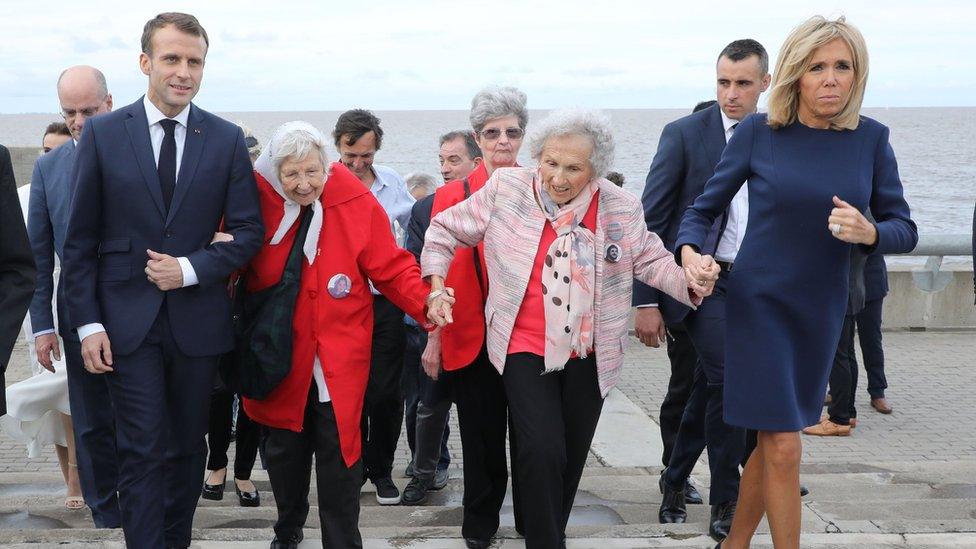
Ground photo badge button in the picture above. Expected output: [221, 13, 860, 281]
[328, 273, 352, 299]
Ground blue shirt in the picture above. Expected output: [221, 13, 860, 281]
[370, 165, 415, 238]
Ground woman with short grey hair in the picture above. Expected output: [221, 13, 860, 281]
[422, 109, 716, 548]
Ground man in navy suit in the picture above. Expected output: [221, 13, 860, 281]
[62, 13, 263, 548]
[28, 65, 121, 528]
[634, 39, 769, 541]
[0, 144, 36, 418]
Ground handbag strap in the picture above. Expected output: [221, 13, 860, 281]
[462, 177, 487, 299]
[280, 206, 315, 282]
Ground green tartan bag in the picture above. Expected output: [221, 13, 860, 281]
[232, 207, 314, 400]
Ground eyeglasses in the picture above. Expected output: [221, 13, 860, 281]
[60, 106, 102, 120]
[480, 127, 524, 141]
[281, 168, 324, 185]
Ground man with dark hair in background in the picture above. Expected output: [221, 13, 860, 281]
[63, 13, 264, 547]
[28, 65, 121, 528]
[332, 108, 416, 505]
[438, 130, 482, 183]
[634, 39, 770, 541]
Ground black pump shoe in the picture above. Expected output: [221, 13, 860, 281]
[235, 481, 260, 507]
[201, 480, 225, 501]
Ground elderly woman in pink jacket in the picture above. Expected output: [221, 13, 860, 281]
[422, 109, 718, 549]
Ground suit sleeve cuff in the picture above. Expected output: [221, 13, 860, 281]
[178, 257, 199, 287]
[635, 304, 659, 308]
[32, 329, 56, 338]
[77, 323, 106, 341]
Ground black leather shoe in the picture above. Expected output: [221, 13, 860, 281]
[270, 532, 303, 548]
[709, 501, 736, 541]
[685, 479, 703, 504]
[464, 537, 491, 549]
[800, 484, 810, 497]
[201, 480, 225, 501]
[235, 481, 260, 507]
[658, 477, 687, 523]
[402, 475, 432, 505]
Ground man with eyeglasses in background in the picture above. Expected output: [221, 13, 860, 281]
[27, 65, 121, 528]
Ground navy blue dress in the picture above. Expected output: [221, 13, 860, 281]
[675, 114, 917, 431]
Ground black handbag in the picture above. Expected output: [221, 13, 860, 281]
[222, 207, 314, 400]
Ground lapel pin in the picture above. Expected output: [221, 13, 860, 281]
[193, 129, 201, 134]
[605, 243, 621, 263]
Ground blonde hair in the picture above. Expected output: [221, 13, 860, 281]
[767, 16, 869, 131]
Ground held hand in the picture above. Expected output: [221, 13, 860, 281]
[828, 196, 878, 245]
[145, 249, 184, 291]
[80, 332, 113, 374]
[681, 246, 717, 297]
[422, 330, 443, 380]
[634, 307, 666, 348]
[426, 287, 455, 327]
[211, 232, 234, 244]
[35, 333, 61, 372]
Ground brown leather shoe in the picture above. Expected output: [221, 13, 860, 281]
[803, 418, 852, 437]
[820, 415, 857, 428]
[871, 398, 893, 414]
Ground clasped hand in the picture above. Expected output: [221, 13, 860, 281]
[679, 247, 720, 298]
[426, 287, 456, 327]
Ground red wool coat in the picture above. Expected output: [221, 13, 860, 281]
[430, 163, 490, 370]
[242, 162, 429, 467]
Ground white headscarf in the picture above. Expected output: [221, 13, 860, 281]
[253, 121, 327, 265]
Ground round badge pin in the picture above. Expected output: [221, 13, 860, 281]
[605, 243, 621, 263]
[327, 273, 352, 299]
[607, 221, 624, 242]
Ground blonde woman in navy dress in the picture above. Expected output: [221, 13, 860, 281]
[675, 17, 917, 549]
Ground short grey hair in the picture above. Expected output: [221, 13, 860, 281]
[469, 86, 528, 134]
[271, 126, 330, 179]
[528, 109, 615, 178]
[405, 172, 440, 197]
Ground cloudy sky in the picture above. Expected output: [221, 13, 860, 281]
[1, 0, 973, 113]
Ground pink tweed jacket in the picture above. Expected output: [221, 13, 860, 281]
[421, 167, 699, 397]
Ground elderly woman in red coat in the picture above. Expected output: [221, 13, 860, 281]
[240, 122, 450, 549]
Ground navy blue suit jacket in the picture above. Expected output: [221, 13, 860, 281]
[863, 252, 888, 303]
[28, 140, 77, 339]
[633, 103, 728, 324]
[63, 98, 264, 357]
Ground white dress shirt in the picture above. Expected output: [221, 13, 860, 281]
[714, 110, 749, 263]
[76, 96, 200, 342]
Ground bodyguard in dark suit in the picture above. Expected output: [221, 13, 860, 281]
[856, 253, 892, 413]
[62, 13, 263, 548]
[0, 144, 37, 417]
[28, 65, 121, 528]
[638, 39, 769, 541]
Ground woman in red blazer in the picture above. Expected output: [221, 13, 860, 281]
[240, 122, 445, 549]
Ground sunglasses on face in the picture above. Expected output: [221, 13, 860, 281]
[480, 127, 524, 140]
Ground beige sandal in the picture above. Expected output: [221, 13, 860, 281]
[65, 463, 86, 510]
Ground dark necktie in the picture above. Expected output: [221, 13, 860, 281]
[158, 119, 177, 211]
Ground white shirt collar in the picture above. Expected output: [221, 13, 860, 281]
[720, 109, 740, 134]
[143, 95, 190, 128]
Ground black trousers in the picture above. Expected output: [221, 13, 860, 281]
[63, 337, 121, 528]
[855, 297, 888, 399]
[828, 315, 858, 425]
[504, 353, 604, 549]
[265, 393, 362, 548]
[362, 295, 407, 481]
[207, 388, 259, 479]
[104, 306, 218, 548]
[402, 323, 451, 472]
[664, 273, 743, 505]
[657, 322, 697, 466]
[446, 349, 510, 540]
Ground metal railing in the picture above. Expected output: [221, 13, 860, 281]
[899, 234, 972, 292]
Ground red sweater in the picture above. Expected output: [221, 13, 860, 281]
[243, 163, 429, 467]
